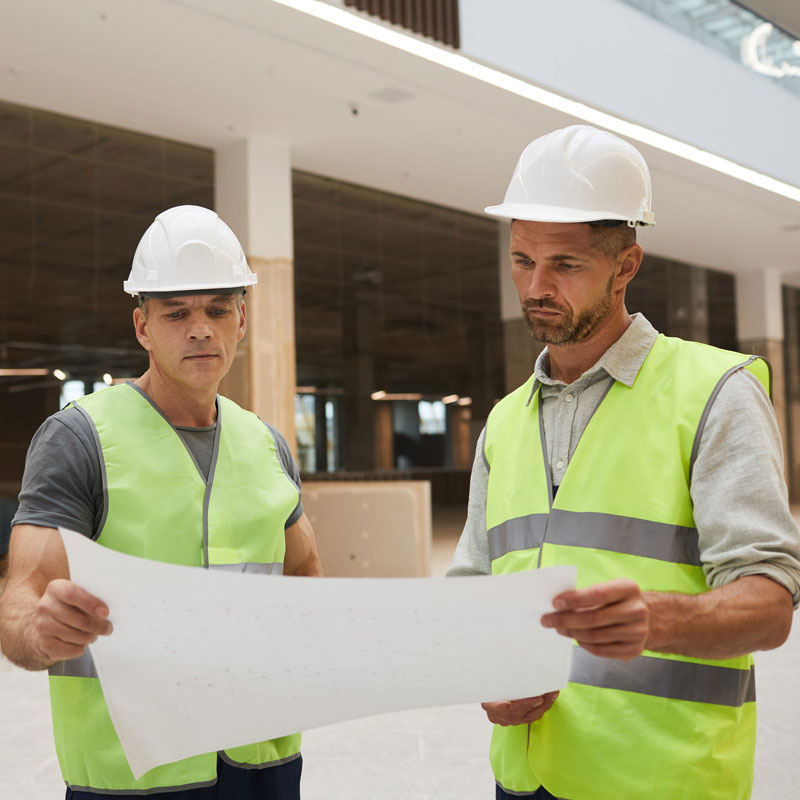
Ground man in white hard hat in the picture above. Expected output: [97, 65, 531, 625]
[448, 126, 800, 799]
[0, 205, 322, 799]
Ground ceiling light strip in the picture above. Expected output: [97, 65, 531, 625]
[273, 0, 800, 204]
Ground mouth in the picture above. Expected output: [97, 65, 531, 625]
[183, 354, 219, 361]
[526, 308, 562, 318]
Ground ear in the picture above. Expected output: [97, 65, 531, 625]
[133, 306, 152, 352]
[613, 243, 643, 292]
[237, 300, 247, 343]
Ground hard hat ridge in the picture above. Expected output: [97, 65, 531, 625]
[123, 205, 258, 296]
[485, 125, 655, 227]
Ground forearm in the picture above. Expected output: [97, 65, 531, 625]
[283, 514, 324, 577]
[447, 427, 492, 577]
[287, 547, 324, 577]
[0, 579, 53, 670]
[644, 575, 793, 660]
[1, 525, 110, 669]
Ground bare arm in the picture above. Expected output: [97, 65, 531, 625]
[283, 513, 324, 577]
[0, 524, 112, 671]
[644, 575, 792, 659]
[541, 574, 793, 662]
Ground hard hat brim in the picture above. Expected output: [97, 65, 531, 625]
[484, 203, 653, 226]
[123, 278, 257, 297]
[137, 287, 248, 299]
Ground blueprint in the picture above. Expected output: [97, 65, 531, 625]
[60, 528, 575, 778]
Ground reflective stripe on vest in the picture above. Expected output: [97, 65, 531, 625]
[49, 384, 302, 794]
[489, 510, 701, 567]
[484, 335, 769, 800]
[209, 562, 284, 575]
[570, 648, 755, 707]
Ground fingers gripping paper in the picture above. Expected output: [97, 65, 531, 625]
[60, 528, 575, 779]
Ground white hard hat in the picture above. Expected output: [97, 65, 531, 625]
[485, 125, 655, 227]
[124, 205, 257, 296]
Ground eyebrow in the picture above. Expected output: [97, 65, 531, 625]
[510, 251, 590, 262]
[158, 295, 236, 308]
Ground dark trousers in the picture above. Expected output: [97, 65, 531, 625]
[66, 754, 302, 800]
[496, 784, 560, 800]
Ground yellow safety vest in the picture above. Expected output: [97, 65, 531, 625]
[49, 383, 301, 794]
[485, 334, 769, 800]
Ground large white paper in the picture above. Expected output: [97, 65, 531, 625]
[60, 528, 575, 779]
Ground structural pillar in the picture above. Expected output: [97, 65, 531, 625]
[215, 138, 297, 450]
[373, 401, 394, 470]
[735, 270, 788, 466]
[342, 284, 376, 471]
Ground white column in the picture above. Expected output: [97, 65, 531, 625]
[736, 269, 784, 344]
[498, 220, 518, 323]
[215, 138, 296, 449]
[735, 269, 787, 459]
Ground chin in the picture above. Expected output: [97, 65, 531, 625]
[181, 367, 225, 388]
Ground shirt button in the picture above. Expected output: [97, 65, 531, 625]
[565, 393, 574, 403]
[556, 460, 564, 470]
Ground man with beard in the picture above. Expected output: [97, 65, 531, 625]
[447, 126, 800, 800]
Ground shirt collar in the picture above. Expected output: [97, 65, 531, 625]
[525, 314, 659, 406]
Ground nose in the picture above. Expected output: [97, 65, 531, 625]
[522, 266, 556, 301]
[187, 318, 213, 340]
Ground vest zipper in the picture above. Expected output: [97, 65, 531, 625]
[535, 379, 615, 569]
[202, 398, 223, 569]
[536, 394, 553, 570]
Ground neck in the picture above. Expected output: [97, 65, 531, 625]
[134, 370, 218, 427]
[547, 307, 633, 384]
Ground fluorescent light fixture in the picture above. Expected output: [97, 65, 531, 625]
[457, 397, 473, 406]
[296, 385, 318, 394]
[102, 373, 113, 385]
[0, 368, 50, 376]
[273, 0, 800, 204]
[53, 369, 67, 381]
[371, 390, 387, 400]
[442, 394, 459, 404]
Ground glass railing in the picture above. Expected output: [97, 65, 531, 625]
[618, 0, 800, 97]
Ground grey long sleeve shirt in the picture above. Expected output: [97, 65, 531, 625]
[447, 314, 800, 605]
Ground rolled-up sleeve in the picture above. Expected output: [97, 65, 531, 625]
[691, 369, 800, 605]
[446, 427, 492, 577]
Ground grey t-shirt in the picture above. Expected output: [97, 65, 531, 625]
[12, 391, 303, 539]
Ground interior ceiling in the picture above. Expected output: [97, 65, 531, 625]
[736, 0, 800, 38]
[1, 0, 800, 291]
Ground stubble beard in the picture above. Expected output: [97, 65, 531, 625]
[522, 275, 615, 345]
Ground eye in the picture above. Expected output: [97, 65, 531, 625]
[513, 258, 533, 268]
[210, 308, 229, 317]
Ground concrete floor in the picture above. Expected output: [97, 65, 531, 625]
[2, 506, 799, 798]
